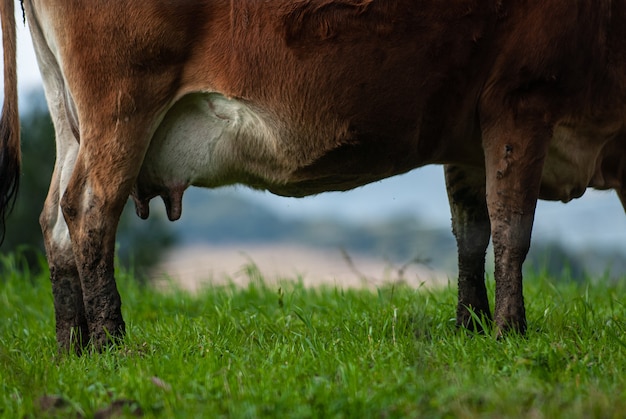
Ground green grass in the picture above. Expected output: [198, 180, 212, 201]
[1, 253, 626, 418]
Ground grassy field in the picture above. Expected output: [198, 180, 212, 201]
[1, 253, 626, 418]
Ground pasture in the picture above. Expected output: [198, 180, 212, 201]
[1, 252, 626, 418]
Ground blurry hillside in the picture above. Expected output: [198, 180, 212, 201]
[151, 188, 626, 282]
[177, 188, 456, 269]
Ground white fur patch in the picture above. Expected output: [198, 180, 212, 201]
[137, 93, 285, 195]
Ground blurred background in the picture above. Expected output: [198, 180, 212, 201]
[4, 21, 625, 289]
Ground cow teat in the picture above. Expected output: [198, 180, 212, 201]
[160, 185, 185, 221]
[130, 183, 186, 221]
[133, 196, 151, 220]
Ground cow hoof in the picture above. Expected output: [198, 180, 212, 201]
[90, 321, 126, 352]
[494, 317, 527, 339]
[456, 304, 492, 333]
[55, 325, 90, 355]
[457, 315, 491, 334]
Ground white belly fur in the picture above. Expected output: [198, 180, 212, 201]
[134, 93, 291, 219]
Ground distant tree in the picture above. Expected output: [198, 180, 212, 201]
[2, 89, 176, 277]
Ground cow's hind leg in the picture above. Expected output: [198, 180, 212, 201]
[60, 170, 124, 350]
[480, 109, 551, 336]
[445, 165, 492, 331]
[60, 118, 157, 349]
[40, 132, 90, 352]
[35, 68, 90, 352]
[28, 0, 90, 352]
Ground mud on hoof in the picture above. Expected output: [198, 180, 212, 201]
[58, 321, 126, 355]
[57, 325, 90, 355]
[89, 320, 127, 352]
[456, 304, 493, 333]
[494, 313, 527, 339]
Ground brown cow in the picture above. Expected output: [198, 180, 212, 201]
[1, 0, 625, 352]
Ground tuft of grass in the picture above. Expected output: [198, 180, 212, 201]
[1, 252, 626, 418]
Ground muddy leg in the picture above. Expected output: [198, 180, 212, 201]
[37, 72, 90, 352]
[60, 117, 159, 349]
[61, 162, 124, 348]
[481, 114, 550, 336]
[45, 251, 90, 352]
[445, 165, 491, 330]
[41, 157, 90, 352]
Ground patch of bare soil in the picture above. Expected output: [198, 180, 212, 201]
[152, 244, 448, 292]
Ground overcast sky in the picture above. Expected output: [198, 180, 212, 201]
[7, 18, 626, 251]
[15, 21, 40, 93]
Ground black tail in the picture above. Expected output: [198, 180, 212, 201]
[0, 0, 20, 244]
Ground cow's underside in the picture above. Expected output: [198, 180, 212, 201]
[134, 91, 626, 221]
[7, 0, 626, 351]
